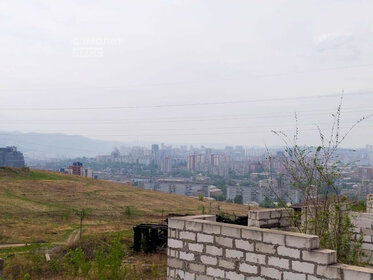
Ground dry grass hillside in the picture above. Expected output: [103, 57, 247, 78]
[0, 168, 247, 244]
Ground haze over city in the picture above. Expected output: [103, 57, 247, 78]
[1, 0, 373, 150]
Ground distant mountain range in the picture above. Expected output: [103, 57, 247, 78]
[0, 132, 123, 159]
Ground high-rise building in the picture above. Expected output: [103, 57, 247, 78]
[160, 156, 173, 173]
[0, 146, 25, 167]
[151, 144, 159, 165]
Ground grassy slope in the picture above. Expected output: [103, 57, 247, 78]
[0, 168, 248, 244]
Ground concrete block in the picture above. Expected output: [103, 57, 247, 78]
[242, 228, 263, 241]
[196, 275, 213, 280]
[189, 263, 205, 273]
[206, 267, 225, 278]
[188, 243, 204, 253]
[168, 248, 178, 258]
[261, 266, 282, 279]
[206, 245, 222, 256]
[283, 271, 306, 280]
[235, 239, 254, 251]
[268, 256, 289, 269]
[292, 260, 314, 274]
[255, 242, 276, 255]
[343, 269, 371, 280]
[180, 251, 195, 261]
[246, 252, 266, 265]
[219, 259, 235, 270]
[302, 249, 337, 265]
[200, 255, 217, 265]
[184, 271, 195, 280]
[222, 225, 241, 238]
[263, 231, 285, 245]
[239, 262, 258, 274]
[339, 264, 373, 280]
[167, 257, 184, 269]
[186, 220, 203, 232]
[226, 271, 245, 280]
[225, 249, 244, 259]
[197, 233, 214, 243]
[363, 235, 372, 243]
[362, 242, 373, 250]
[203, 223, 221, 235]
[277, 245, 300, 259]
[168, 267, 175, 277]
[316, 265, 341, 279]
[169, 219, 185, 230]
[362, 228, 373, 235]
[180, 231, 196, 241]
[216, 236, 233, 248]
[168, 238, 183, 249]
[168, 229, 176, 238]
[177, 269, 185, 279]
[285, 234, 319, 249]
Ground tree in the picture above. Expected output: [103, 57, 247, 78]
[267, 99, 366, 264]
[234, 195, 243, 204]
[78, 208, 90, 241]
[259, 197, 275, 208]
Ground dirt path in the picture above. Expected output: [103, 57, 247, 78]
[0, 229, 81, 249]
[65, 229, 80, 246]
[0, 243, 26, 249]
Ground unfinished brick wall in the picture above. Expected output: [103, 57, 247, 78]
[167, 214, 373, 280]
[350, 211, 373, 264]
[366, 194, 373, 214]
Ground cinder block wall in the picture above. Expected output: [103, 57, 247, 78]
[167, 214, 373, 280]
[350, 211, 373, 264]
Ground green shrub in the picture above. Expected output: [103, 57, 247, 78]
[64, 247, 91, 277]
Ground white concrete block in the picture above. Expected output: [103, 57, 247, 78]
[283, 271, 306, 280]
[292, 260, 314, 274]
[246, 252, 266, 265]
[184, 271, 195, 280]
[263, 232, 285, 245]
[242, 228, 263, 241]
[222, 225, 241, 238]
[216, 236, 233, 247]
[189, 263, 205, 273]
[226, 271, 245, 280]
[261, 266, 282, 279]
[219, 259, 235, 270]
[285, 234, 319, 249]
[302, 249, 337, 265]
[235, 239, 254, 251]
[168, 238, 183, 249]
[197, 233, 213, 243]
[206, 267, 225, 278]
[226, 249, 244, 259]
[200, 255, 217, 265]
[239, 263, 258, 274]
[186, 221, 202, 232]
[277, 245, 300, 259]
[255, 242, 276, 254]
[188, 243, 204, 252]
[180, 231, 196, 241]
[169, 219, 185, 230]
[206, 245, 222, 256]
[203, 223, 221, 235]
[268, 256, 289, 269]
[180, 251, 195, 261]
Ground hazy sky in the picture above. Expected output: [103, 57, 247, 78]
[1, 0, 373, 148]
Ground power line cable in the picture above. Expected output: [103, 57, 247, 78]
[0, 91, 372, 111]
